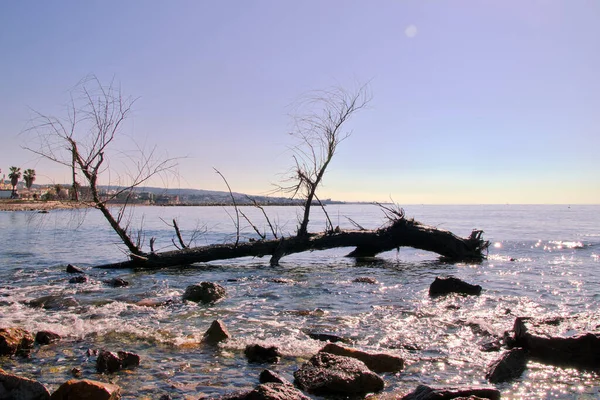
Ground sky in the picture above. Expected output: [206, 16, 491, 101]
[1, 0, 598, 204]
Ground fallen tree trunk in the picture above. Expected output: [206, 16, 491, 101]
[95, 217, 489, 270]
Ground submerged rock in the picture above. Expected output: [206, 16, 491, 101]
[401, 384, 501, 400]
[27, 295, 79, 310]
[103, 278, 129, 288]
[69, 275, 88, 284]
[320, 343, 404, 373]
[485, 348, 527, 383]
[294, 352, 384, 396]
[35, 331, 61, 345]
[429, 276, 482, 297]
[245, 344, 281, 364]
[183, 282, 226, 304]
[353, 277, 378, 284]
[96, 350, 140, 373]
[66, 264, 84, 274]
[306, 332, 348, 343]
[0, 327, 35, 356]
[202, 320, 230, 344]
[50, 379, 121, 400]
[0, 368, 51, 399]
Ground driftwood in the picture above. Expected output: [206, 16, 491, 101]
[95, 217, 489, 270]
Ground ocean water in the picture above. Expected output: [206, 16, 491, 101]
[0, 204, 599, 399]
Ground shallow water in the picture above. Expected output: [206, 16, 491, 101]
[1, 204, 599, 399]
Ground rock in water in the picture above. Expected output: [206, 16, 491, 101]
[69, 275, 88, 284]
[66, 264, 84, 274]
[0, 368, 51, 400]
[294, 352, 384, 395]
[202, 320, 230, 344]
[50, 379, 121, 400]
[259, 369, 292, 386]
[103, 278, 129, 287]
[245, 344, 281, 363]
[429, 276, 482, 297]
[27, 295, 79, 310]
[35, 331, 61, 345]
[245, 383, 310, 400]
[485, 348, 527, 383]
[401, 384, 501, 400]
[183, 282, 227, 304]
[0, 327, 35, 356]
[96, 350, 140, 373]
[320, 343, 404, 373]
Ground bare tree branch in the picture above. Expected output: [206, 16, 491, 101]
[278, 84, 371, 237]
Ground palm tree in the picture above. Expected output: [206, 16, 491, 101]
[23, 169, 36, 190]
[8, 166, 21, 197]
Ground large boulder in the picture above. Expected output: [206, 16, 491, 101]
[245, 344, 281, 364]
[96, 350, 140, 373]
[50, 379, 121, 400]
[485, 348, 527, 383]
[294, 352, 384, 396]
[0, 368, 51, 400]
[183, 282, 226, 304]
[429, 277, 482, 297]
[0, 327, 35, 356]
[320, 343, 404, 373]
[202, 320, 230, 344]
[401, 385, 501, 400]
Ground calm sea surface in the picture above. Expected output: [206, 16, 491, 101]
[1, 204, 599, 399]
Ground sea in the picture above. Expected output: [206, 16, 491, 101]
[0, 204, 599, 399]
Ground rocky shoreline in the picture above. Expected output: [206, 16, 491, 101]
[0, 200, 90, 212]
[3, 271, 598, 399]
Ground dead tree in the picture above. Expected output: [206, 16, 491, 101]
[283, 85, 371, 237]
[95, 210, 490, 269]
[25, 76, 176, 258]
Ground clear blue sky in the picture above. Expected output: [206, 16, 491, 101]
[1, 1, 598, 204]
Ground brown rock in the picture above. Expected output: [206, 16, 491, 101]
[246, 383, 310, 400]
[96, 350, 140, 373]
[66, 264, 84, 274]
[429, 276, 482, 297]
[353, 277, 378, 284]
[50, 379, 121, 400]
[320, 343, 404, 373]
[294, 352, 384, 395]
[202, 320, 230, 344]
[0, 368, 51, 400]
[245, 344, 281, 364]
[258, 369, 292, 386]
[0, 327, 35, 356]
[183, 282, 226, 304]
[485, 348, 527, 383]
[401, 385, 500, 400]
[36, 331, 61, 345]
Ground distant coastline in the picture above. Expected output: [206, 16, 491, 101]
[0, 199, 343, 212]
